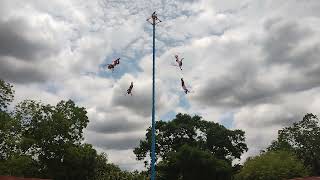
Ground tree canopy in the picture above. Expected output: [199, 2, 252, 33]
[268, 113, 320, 175]
[0, 79, 146, 180]
[0, 79, 14, 111]
[235, 150, 310, 180]
[158, 144, 232, 180]
[134, 113, 248, 179]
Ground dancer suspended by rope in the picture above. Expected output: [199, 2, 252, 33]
[181, 78, 190, 94]
[126, 82, 134, 96]
[114, 58, 120, 66]
[107, 64, 115, 72]
[106, 58, 120, 72]
[173, 55, 184, 70]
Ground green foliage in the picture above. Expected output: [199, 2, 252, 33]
[0, 79, 14, 111]
[0, 80, 146, 180]
[12, 99, 90, 179]
[268, 113, 320, 175]
[0, 155, 40, 177]
[0, 79, 17, 160]
[134, 113, 247, 179]
[57, 144, 98, 179]
[267, 139, 293, 152]
[235, 150, 310, 180]
[134, 113, 247, 164]
[158, 145, 232, 180]
[0, 112, 20, 160]
[95, 153, 147, 180]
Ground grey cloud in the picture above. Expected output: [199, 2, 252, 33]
[0, 15, 60, 84]
[193, 60, 277, 107]
[110, 87, 171, 118]
[263, 18, 315, 67]
[86, 132, 142, 150]
[262, 18, 320, 91]
[234, 105, 309, 161]
[240, 108, 303, 129]
[87, 116, 147, 134]
[0, 57, 50, 83]
[0, 18, 56, 61]
[111, 94, 152, 117]
[94, 137, 140, 150]
[110, 81, 168, 117]
[193, 17, 320, 108]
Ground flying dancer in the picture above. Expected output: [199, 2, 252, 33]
[126, 82, 134, 96]
[113, 58, 120, 66]
[181, 78, 190, 94]
[106, 63, 115, 72]
[105, 58, 120, 72]
[173, 55, 184, 70]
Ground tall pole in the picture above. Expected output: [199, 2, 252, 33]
[150, 15, 156, 180]
[147, 12, 161, 180]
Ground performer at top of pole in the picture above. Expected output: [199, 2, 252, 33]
[147, 11, 162, 25]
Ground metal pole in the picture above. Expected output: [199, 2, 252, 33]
[150, 16, 156, 180]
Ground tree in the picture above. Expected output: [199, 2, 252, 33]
[0, 155, 40, 177]
[0, 79, 18, 160]
[13, 99, 90, 179]
[235, 150, 310, 180]
[158, 145, 232, 180]
[0, 80, 147, 179]
[268, 113, 320, 175]
[95, 153, 147, 180]
[0, 112, 20, 160]
[0, 79, 14, 111]
[59, 144, 98, 180]
[134, 113, 247, 178]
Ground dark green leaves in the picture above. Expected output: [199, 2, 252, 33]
[235, 151, 310, 180]
[134, 113, 248, 165]
[0, 80, 147, 180]
[158, 145, 232, 180]
[134, 113, 248, 179]
[0, 79, 14, 111]
[268, 113, 320, 175]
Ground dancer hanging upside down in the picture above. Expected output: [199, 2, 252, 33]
[181, 78, 190, 94]
[127, 82, 134, 96]
[175, 55, 184, 70]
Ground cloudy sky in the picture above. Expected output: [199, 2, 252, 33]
[1, 0, 320, 170]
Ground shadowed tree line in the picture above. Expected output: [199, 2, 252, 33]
[1, 79, 319, 180]
[0, 79, 147, 180]
[235, 113, 320, 180]
[134, 113, 248, 180]
[134, 113, 319, 180]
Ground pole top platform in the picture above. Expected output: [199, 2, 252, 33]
[147, 11, 162, 25]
